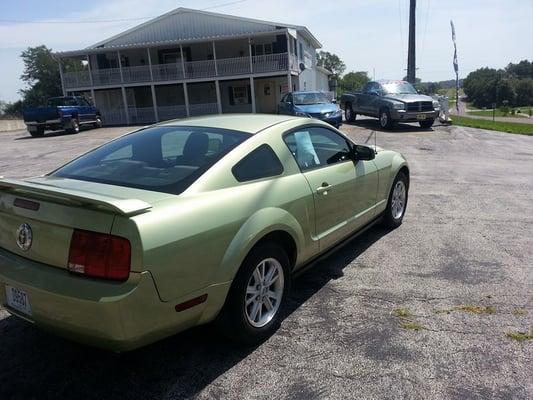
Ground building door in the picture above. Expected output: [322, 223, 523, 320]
[255, 80, 276, 113]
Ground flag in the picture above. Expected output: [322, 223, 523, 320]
[450, 20, 460, 111]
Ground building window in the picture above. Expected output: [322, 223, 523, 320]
[299, 42, 304, 60]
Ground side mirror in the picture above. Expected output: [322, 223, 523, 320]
[370, 91, 378, 96]
[331, 99, 337, 104]
[352, 145, 375, 161]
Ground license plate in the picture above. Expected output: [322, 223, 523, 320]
[5, 285, 32, 316]
[417, 114, 427, 120]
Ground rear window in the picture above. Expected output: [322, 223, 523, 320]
[52, 126, 251, 194]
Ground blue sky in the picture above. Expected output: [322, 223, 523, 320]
[1, 0, 532, 102]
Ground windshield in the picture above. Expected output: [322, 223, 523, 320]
[382, 82, 418, 95]
[52, 126, 251, 194]
[47, 97, 79, 107]
[293, 92, 330, 105]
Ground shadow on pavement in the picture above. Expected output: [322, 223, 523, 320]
[0, 225, 389, 400]
[344, 118, 435, 133]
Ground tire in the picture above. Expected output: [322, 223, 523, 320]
[379, 108, 394, 130]
[94, 115, 103, 129]
[29, 127, 44, 137]
[345, 103, 356, 122]
[217, 242, 291, 345]
[382, 171, 409, 229]
[419, 119, 435, 129]
[67, 118, 80, 134]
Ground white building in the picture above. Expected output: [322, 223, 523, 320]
[56, 8, 331, 125]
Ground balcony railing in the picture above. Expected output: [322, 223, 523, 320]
[128, 107, 156, 124]
[189, 103, 218, 116]
[158, 105, 187, 121]
[63, 53, 295, 89]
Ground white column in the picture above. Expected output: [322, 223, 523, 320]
[183, 82, 190, 117]
[86, 54, 94, 86]
[286, 32, 293, 93]
[248, 38, 253, 74]
[215, 80, 222, 114]
[288, 73, 293, 93]
[212, 41, 218, 76]
[121, 87, 130, 125]
[179, 44, 186, 79]
[250, 76, 256, 113]
[117, 51, 124, 83]
[146, 48, 154, 81]
[151, 84, 159, 122]
[58, 60, 66, 95]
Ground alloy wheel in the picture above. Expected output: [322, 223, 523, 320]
[244, 258, 284, 328]
[391, 180, 406, 219]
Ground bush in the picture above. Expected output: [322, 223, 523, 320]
[500, 106, 510, 116]
[511, 109, 515, 115]
[529, 108, 532, 117]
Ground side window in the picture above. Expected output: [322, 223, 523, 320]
[362, 83, 372, 93]
[232, 144, 284, 182]
[283, 127, 352, 171]
[286, 93, 293, 103]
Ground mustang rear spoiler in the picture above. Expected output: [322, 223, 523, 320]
[0, 178, 151, 217]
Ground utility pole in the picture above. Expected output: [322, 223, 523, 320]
[407, 0, 416, 83]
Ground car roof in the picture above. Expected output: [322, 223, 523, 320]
[157, 114, 300, 134]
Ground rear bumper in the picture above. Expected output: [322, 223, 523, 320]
[0, 247, 228, 351]
[391, 110, 438, 122]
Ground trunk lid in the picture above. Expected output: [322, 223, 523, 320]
[0, 176, 169, 270]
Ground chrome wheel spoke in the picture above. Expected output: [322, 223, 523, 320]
[263, 296, 274, 311]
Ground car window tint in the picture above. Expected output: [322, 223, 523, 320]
[232, 144, 284, 182]
[52, 126, 251, 194]
[284, 127, 352, 171]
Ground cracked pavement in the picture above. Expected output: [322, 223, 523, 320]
[0, 118, 532, 399]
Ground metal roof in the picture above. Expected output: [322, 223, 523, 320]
[85, 7, 321, 50]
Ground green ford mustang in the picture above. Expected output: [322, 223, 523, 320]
[0, 114, 409, 351]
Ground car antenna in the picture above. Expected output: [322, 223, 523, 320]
[364, 130, 378, 153]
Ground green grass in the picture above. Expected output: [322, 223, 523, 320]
[393, 308, 412, 318]
[453, 305, 496, 315]
[506, 331, 533, 342]
[452, 116, 533, 136]
[467, 109, 529, 118]
[512, 308, 528, 316]
[400, 321, 425, 331]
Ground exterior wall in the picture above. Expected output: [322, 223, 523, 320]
[315, 69, 330, 92]
[295, 32, 319, 91]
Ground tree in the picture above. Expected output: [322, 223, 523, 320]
[19, 45, 62, 107]
[316, 51, 346, 80]
[1, 101, 24, 117]
[339, 71, 370, 95]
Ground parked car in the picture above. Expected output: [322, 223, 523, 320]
[23, 96, 102, 137]
[278, 91, 342, 128]
[340, 80, 440, 129]
[0, 114, 409, 351]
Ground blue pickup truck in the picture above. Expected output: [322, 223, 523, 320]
[23, 96, 102, 137]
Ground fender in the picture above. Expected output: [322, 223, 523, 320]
[213, 207, 306, 284]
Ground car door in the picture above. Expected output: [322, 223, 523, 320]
[279, 93, 294, 115]
[283, 126, 378, 251]
[76, 97, 92, 123]
[358, 83, 375, 114]
[366, 83, 383, 116]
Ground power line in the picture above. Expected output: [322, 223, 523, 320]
[420, 0, 431, 59]
[0, 0, 248, 24]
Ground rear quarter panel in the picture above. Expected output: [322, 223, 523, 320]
[130, 120, 319, 303]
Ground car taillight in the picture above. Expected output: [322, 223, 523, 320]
[68, 229, 131, 281]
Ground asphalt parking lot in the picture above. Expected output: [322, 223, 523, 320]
[0, 118, 532, 399]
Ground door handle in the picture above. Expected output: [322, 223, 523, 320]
[316, 182, 332, 195]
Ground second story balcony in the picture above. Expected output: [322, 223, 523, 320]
[61, 38, 299, 90]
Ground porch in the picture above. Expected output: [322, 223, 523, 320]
[79, 75, 292, 125]
[61, 35, 299, 90]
